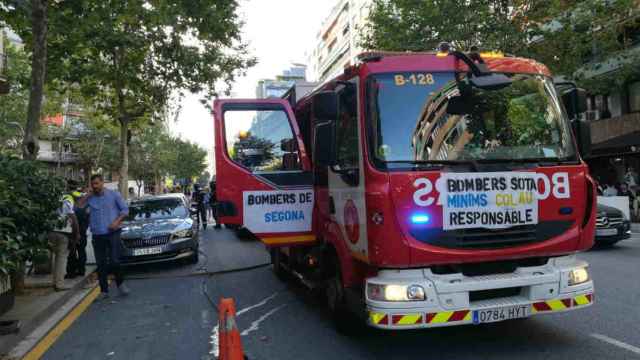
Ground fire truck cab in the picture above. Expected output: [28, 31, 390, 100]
[213, 50, 596, 330]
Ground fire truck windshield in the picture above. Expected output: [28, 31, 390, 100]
[367, 72, 576, 168]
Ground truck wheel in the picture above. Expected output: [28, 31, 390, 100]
[270, 249, 287, 280]
[326, 257, 359, 334]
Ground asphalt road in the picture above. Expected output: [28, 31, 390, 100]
[44, 229, 640, 360]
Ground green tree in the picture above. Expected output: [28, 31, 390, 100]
[526, 0, 639, 92]
[0, 44, 63, 153]
[361, 0, 532, 53]
[0, 0, 52, 160]
[50, 0, 254, 197]
[72, 113, 121, 180]
[0, 153, 63, 277]
[129, 125, 174, 194]
[362, 0, 639, 92]
[170, 138, 208, 183]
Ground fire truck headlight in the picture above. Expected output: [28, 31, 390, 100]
[367, 283, 426, 302]
[569, 267, 589, 286]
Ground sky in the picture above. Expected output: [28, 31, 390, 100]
[169, 0, 337, 172]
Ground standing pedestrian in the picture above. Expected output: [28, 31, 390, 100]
[66, 190, 89, 278]
[48, 188, 80, 291]
[209, 181, 221, 229]
[203, 187, 212, 220]
[603, 183, 618, 197]
[193, 184, 208, 230]
[78, 174, 130, 300]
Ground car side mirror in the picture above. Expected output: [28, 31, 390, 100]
[313, 91, 338, 121]
[314, 121, 336, 167]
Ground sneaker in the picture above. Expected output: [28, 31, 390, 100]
[54, 284, 73, 291]
[98, 292, 110, 301]
[117, 284, 131, 297]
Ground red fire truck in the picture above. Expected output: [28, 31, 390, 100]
[213, 48, 596, 330]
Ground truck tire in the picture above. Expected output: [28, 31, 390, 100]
[325, 256, 359, 334]
[270, 249, 287, 280]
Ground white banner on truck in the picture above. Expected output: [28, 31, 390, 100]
[243, 189, 314, 233]
[440, 172, 540, 230]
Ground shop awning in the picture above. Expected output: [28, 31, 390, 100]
[590, 130, 640, 158]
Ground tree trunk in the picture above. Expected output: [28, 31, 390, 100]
[22, 0, 48, 160]
[118, 120, 129, 198]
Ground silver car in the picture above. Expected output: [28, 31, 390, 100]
[120, 194, 200, 265]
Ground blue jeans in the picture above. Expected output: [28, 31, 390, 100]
[92, 231, 124, 293]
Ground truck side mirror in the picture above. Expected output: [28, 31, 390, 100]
[572, 118, 592, 158]
[314, 120, 335, 167]
[313, 91, 338, 121]
[562, 87, 588, 120]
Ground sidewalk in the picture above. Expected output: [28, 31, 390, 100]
[0, 266, 96, 359]
[632, 223, 640, 233]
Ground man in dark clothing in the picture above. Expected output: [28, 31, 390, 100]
[193, 184, 208, 230]
[66, 190, 90, 278]
[209, 181, 221, 229]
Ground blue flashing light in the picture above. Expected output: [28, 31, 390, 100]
[411, 214, 430, 224]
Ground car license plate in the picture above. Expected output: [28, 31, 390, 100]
[596, 228, 618, 236]
[132, 246, 163, 256]
[473, 305, 529, 324]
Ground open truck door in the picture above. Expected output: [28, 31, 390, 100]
[213, 99, 315, 247]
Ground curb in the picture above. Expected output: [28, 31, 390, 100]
[0, 273, 97, 360]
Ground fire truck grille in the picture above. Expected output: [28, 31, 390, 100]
[409, 220, 573, 249]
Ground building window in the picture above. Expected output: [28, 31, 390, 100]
[342, 24, 350, 36]
[629, 81, 640, 113]
[328, 38, 337, 53]
[223, 109, 301, 173]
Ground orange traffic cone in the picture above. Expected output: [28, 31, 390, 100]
[218, 298, 245, 360]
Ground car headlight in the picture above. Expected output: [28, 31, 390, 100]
[367, 283, 426, 302]
[569, 267, 589, 286]
[173, 228, 193, 239]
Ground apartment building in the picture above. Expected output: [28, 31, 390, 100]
[307, 0, 372, 82]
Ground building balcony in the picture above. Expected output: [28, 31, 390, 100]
[590, 112, 640, 155]
[37, 150, 80, 163]
[0, 52, 8, 95]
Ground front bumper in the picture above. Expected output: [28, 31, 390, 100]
[595, 222, 631, 243]
[120, 237, 197, 265]
[366, 256, 594, 330]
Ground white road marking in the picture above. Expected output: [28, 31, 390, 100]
[236, 292, 278, 316]
[209, 325, 219, 358]
[591, 333, 640, 356]
[240, 304, 286, 337]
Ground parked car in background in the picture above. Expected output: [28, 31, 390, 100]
[595, 204, 631, 246]
[121, 194, 200, 265]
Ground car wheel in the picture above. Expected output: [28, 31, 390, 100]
[187, 248, 199, 264]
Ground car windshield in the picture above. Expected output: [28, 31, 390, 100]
[368, 71, 576, 168]
[126, 198, 187, 221]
